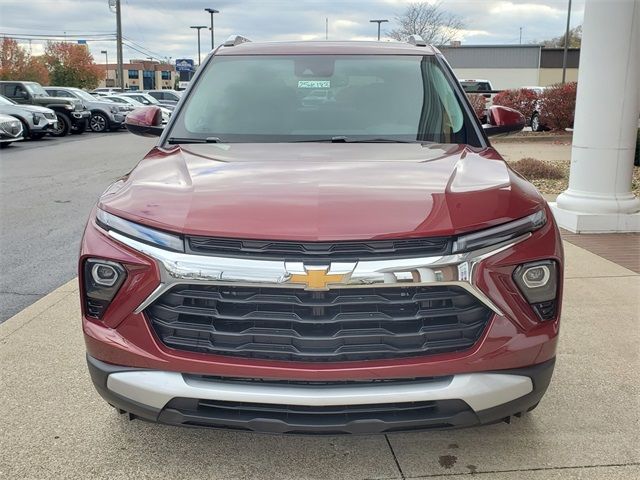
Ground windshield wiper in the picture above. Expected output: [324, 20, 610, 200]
[292, 136, 421, 144]
[166, 137, 222, 144]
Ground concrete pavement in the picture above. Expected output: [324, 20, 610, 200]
[0, 241, 638, 480]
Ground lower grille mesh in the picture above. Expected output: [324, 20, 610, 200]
[146, 285, 492, 362]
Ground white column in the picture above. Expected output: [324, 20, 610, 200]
[550, 0, 640, 233]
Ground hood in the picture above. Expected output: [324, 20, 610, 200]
[99, 143, 543, 241]
[35, 95, 73, 105]
[0, 104, 52, 114]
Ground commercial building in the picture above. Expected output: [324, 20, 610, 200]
[439, 45, 580, 90]
[97, 59, 176, 90]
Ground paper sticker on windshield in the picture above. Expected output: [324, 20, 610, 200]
[298, 80, 330, 89]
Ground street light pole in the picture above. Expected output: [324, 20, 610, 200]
[204, 8, 219, 50]
[190, 26, 207, 66]
[561, 0, 572, 84]
[369, 19, 388, 41]
[101, 50, 108, 85]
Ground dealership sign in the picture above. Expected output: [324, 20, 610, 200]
[175, 59, 195, 72]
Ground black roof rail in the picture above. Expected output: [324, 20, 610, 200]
[407, 34, 427, 47]
[223, 35, 252, 47]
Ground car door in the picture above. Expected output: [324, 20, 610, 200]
[3, 83, 30, 104]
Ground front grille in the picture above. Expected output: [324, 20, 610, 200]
[187, 236, 451, 259]
[146, 284, 492, 362]
[159, 397, 477, 434]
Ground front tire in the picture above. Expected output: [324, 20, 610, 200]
[89, 113, 109, 133]
[71, 119, 88, 135]
[51, 113, 71, 137]
[531, 113, 542, 132]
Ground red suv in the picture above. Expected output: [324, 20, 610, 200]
[80, 35, 563, 434]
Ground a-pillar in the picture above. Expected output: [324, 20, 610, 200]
[550, 0, 640, 232]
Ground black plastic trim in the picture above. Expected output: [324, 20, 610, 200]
[86, 355, 555, 434]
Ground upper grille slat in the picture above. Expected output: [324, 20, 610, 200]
[146, 284, 492, 362]
[186, 236, 452, 260]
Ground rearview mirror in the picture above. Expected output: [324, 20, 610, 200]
[125, 106, 164, 137]
[483, 105, 525, 137]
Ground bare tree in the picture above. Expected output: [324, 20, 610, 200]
[389, 1, 464, 45]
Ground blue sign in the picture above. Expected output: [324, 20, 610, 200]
[77, 40, 87, 45]
[175, 59, 195, 72]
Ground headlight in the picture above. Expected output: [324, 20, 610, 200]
[65, 104, 74, 110]
[96, 208, 184, 252]
[452, 210, 546, 253]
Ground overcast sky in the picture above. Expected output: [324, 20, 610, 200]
[0, 0, 584, 64]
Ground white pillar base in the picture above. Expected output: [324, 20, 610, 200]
[550, 202, 640, 233]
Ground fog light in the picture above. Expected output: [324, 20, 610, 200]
[91, 263, 119, 286]
[513, 260, 558, 320]
[522, 265, 550, 288]
[83, 259, 126, 319]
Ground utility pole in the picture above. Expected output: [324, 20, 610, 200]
[325, 18, 328, 40]
[101, 50, 109, 85]
[519, 27, 523, 44]
[115, 0, 124, 90]
[369, 19, 388, 41]
[561, 0, 572, 84]
[205, 8, 219, 50]
[191, 26, 207, 66]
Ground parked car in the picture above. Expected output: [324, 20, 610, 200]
[0, 113, 24, 147]
[144, 89, 182, 107]
[120, 92, 175, 111]
[81, 35, 562, 434]
[92, 87, 129, 95]
[460, 79, 496, 122]
[103, 95, 171, 124]
[521, 86, 547, 132]
[0, 81, 90, 136]
[0, 95, 58, 140]
[44, 86, 127, 133]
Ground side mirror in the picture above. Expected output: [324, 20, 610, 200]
[125, 106, 164, 137]
[20, 90, 29, 99]
[483, 105, 525, 137]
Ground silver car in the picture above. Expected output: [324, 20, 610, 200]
[0, 113, 24, 147]
[0, 95, 57, 140]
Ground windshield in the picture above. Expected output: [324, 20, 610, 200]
[128, 94, 159, 105]
[24, 82, 49, 97]
[169, 54, 474, 144]
[0, 95, 16, 105]
[71, 89, 96, 102]
[460, 81, 492, 92]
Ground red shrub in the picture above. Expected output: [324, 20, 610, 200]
[538, 82, 577, 131]
[466, 93, 487, 120]
[493, 88, 539, 120]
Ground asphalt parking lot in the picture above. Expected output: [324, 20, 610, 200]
[0, 131, 155, 321]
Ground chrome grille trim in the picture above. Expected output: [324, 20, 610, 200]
[107, 230, 530, 316]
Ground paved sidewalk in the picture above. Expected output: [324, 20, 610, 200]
[1, 242, 638, 480]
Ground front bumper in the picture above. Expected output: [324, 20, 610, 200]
[71, 110, 91, 123]
[88, 355, 555, 434]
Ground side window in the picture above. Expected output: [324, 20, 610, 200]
[6, 84, 25, 99]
